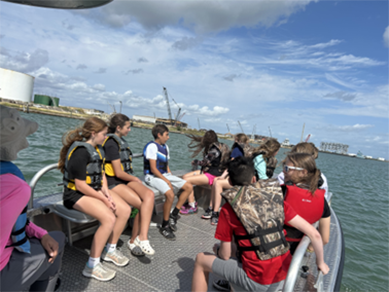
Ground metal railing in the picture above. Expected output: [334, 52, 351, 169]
[282, 192, 333, 292]
[28, 153, 145, 209]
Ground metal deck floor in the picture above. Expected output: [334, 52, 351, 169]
[58, 210, 223, 292]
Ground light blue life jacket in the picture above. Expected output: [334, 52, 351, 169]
[0, 161, 31, 253]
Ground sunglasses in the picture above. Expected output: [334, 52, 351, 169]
[283, 165, 305, 173]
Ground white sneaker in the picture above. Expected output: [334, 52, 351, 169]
[134, 236, 155, 255]
[127, 240, 145, 256]
[82, 263, 116, 281]
[101, 248, 130, 266]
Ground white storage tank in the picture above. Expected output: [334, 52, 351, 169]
[0, 68, 35, 102]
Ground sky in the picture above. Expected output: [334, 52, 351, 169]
[0, 0, 388, 159]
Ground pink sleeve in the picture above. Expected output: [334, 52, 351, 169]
[0, 174, 31, 270]
[26, 222, 48, 239]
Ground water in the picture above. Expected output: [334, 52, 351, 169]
[14, 112, 389, 292]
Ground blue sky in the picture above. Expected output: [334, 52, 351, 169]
[1, 0, 388, 159]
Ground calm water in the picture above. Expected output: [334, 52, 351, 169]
[15, 112, 389, 292]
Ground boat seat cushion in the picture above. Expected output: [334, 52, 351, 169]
[53, 201, 95, 223]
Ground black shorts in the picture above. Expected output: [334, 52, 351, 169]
[63, 189, 84, 209]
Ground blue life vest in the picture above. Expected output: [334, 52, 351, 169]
[0, 161, 31, 253]
[143, 141, 168, 175]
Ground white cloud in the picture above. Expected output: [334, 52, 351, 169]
[384, 26, 389, 48]
[76, 0, 314, 33]
[332, 124, 374, 132]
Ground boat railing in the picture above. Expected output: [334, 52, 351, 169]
[28, 153, 145, 210]
[28, 157, 340, 292]
[283, 192, 334, 292]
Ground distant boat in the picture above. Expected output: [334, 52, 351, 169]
[281, 138, 292, 148]
[356, 151, 365, 159]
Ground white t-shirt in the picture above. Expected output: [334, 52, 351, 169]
[144, 143, 170, 180]
[277, 171, 329, 198]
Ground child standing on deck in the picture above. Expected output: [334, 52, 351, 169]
[59, 117, 131, 282]
[103, 113, 155, 256]
[181, 130, 230, 215]
[143, 124, 193, 240]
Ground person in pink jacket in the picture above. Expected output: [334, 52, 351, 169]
[0, 106, 65, 291]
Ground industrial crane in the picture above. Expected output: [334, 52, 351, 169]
[162, 87, 173, 122]
[237, 121, 244, 134]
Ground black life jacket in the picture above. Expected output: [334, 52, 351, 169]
[143, 141, 168, 175]
[103, 134, 133, 176]
[63, 142, 105, 191]
[222, 179, 289, 260]
[202, 142, 230, 174]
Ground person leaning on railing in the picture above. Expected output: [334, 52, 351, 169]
[191, 157, 329, 292]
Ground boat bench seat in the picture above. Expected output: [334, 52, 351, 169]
[37, 169, 212, 246]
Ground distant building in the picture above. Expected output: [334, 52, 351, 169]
[132, 115, 157, 124]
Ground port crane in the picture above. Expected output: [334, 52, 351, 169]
[163, 87, 182, 125]
[162, 87, 173, 122]
[305, 134, 311, 142]
[226, 124, 230, 133]
[237, 121, 244, 134]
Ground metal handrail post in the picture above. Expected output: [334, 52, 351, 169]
[282, 235, 312, 292]
[28, 163, 58, 209]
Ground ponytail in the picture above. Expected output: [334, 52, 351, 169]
[58, 117, 107, 173]
[58, 128, 84, 173]
[309, 169, 321, 195]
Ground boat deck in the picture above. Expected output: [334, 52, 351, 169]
[58, 210, 224, 292]
[55, 206, 341, 292]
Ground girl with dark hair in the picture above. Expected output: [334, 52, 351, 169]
[181, 130, 230, 215]
[103, 113, 155, 256]
[59, 117, 131, 282]
[282, 152, 331, 254]
[202, 133, 252, 225]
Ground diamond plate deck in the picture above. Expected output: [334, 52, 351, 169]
[58, 209, 224, 292]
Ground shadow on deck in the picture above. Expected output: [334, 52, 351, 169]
[58, 209, 223, 292]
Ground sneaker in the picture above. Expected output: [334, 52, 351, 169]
[169, 214, 178, 231]
[82, 262, 116, 282]
[101, 248, 130, 267]
[180, 202, 189, 211]
[134, 236, 155, 255]
[211, 212, 219, 225]
[213, 279, 231, 291]
[159, 224, 176, 240]
[180, 203, 198, 215]
[127, 240, 145, 257]
[202, 207, 213, 219]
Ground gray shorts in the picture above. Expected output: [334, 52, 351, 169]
[144, 173, 187, 195]
[212, 257, 284, 292]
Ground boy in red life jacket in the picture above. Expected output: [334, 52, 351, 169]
[191, 157, 329, 292]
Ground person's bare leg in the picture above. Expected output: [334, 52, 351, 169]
[73, 197, 116, 258]
[182, 170, 202, 203]
[107, 190, 132, 244]
[130, 213, 140, 244]
[163, 189, 175, 221]
[183, 174, 209, 204]
[127, 182, 155, 241]
[175, 182, 193, 209]
[191, 252, 217, 292]
[212, 179, 232, 212]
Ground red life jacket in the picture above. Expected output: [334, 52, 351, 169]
[283, 184, 325, 242]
